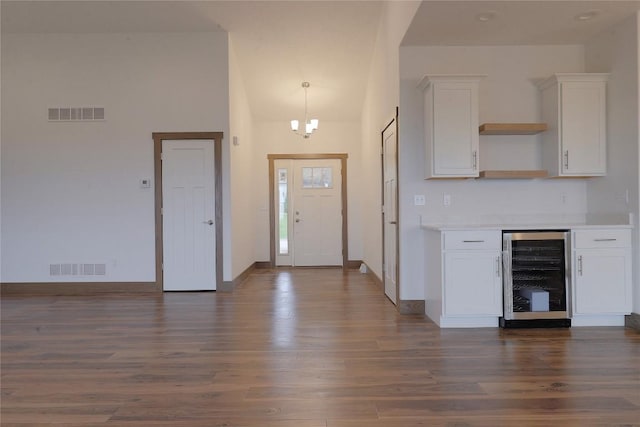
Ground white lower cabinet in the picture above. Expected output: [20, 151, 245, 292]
[571, 229, 632, 326]
[425, 229, 502, 327]
[444, 251, 502, 316]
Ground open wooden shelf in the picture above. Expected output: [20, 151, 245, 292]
[478, 170, 549, 179]
[479, 123, 548, 135]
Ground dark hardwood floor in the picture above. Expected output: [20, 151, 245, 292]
[2, 268, 639, 426]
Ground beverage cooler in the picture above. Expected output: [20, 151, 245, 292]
[501, 231, 571, 328]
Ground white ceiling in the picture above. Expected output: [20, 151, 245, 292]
[2, 1, 640, 122]
[1, 0, 383, 122]
[403, 1, 640, 46]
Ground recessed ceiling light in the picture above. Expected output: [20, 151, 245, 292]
[476, 12, 496, 22]
[575, 10, 601, 21]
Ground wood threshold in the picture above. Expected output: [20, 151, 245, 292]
[479, 123, 547, 135]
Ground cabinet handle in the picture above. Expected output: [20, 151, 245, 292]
[463, 240, 485, 243]
[564, 150, 569, 169]
[594, 238, 616, 242]
[578, 255, 583, 276]
[472, 151, 477, 170]
[496, 256, 501, 277]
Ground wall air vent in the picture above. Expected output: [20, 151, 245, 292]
[49, 263, 107, 276]
[48, 107, 105, 122]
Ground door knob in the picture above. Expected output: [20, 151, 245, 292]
[295, 219, 300, 223]
[203, 220, 214, 225]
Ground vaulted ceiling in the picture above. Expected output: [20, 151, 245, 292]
[3, 1, 640, 122]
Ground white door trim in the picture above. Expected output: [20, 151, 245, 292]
[153, 132, 223, 291]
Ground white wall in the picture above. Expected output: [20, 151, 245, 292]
[251, 121, 363, 263]
[360, 0, 421, 280]
[585, 13, 640, 313]
[399, 45, 588, 300]
[228, 36, 256, 279]
[1, 32, 230, 283]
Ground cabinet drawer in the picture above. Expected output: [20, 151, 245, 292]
[444, 230, 500, 250]
[573, 229, 631, 248]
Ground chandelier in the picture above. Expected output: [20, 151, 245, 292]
[290, 81, 319, 139]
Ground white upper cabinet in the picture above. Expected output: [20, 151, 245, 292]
[419, 75, 484, 179]
[538, 74, 609, 177]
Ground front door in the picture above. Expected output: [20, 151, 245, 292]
[161, 140, 216, 290]
[293, 159, 342, 266]
[382, 114, 399, 304]
[274, 158, 343, 267]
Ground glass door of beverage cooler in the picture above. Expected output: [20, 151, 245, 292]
[502, 231, 570, 322]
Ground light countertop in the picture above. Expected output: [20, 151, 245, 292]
[421, 223, 633, 231]
[420, 213, 634, 231]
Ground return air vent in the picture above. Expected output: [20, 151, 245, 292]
[48, 107, 105, 122]
[49, 263, 107, 276]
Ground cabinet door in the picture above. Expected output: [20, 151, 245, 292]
[431, 83, 479, 177]
[573, 249, 631, 315]
[560, 82, 606, 175]
[444, 251, 502, 316]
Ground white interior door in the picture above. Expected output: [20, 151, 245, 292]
[292, 159, 342, 266]
[383, 118, 398, 304]
[162, 140, 216, 291]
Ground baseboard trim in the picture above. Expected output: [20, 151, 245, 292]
[254, 261, 272, 269]
[220, 262, 258, 292]
[346, 260, 362, 269]
[625, 313, 640, 332]
[219, 281, 234, 292]
[1, 282, 159, 295]
[399, 299, 425, 315]
[362, 264, 383, 289]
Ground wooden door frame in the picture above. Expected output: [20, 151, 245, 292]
[268, 153, 349, 269]
[153, 132, 224, 291]
[382, 108, 400, 305]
